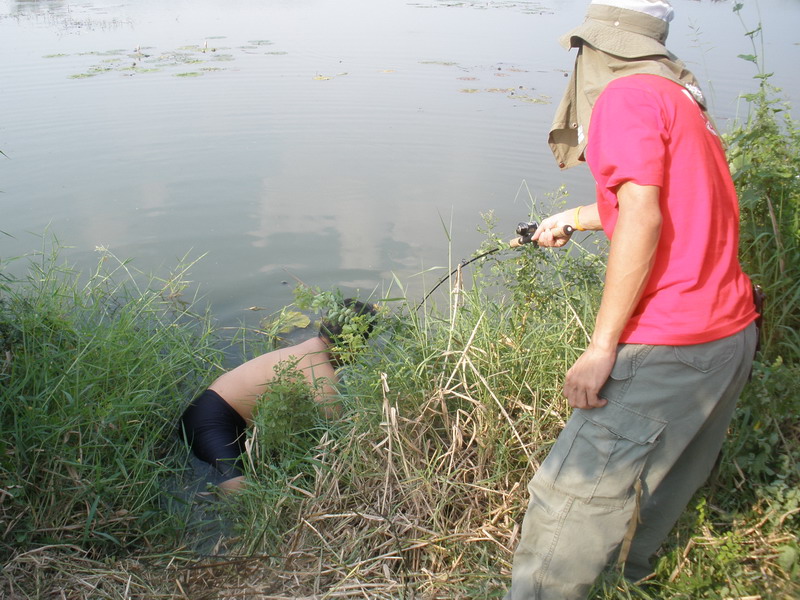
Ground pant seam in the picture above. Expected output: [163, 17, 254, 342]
[535, 493, 576, 595]
[588, 435, 618, 501]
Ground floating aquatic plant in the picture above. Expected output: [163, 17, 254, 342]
[66, 38, 284, 80]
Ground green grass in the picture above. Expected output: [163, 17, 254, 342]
[4, 210, 795, 599]
[0, 243, 226, 597]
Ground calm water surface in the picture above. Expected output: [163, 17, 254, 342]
[2, 0, 798, 327]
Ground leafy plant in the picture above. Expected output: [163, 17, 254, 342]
[247, 358, 318, 458]
[294, 286, 381, 364]
[726, 3, 800, 360]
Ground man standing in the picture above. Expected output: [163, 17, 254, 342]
[506, 1, 758, 598]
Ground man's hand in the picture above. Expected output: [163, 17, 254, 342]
[532, 203, 601, 247]
[563, 344, 616, 409]
[532, 212, 572, 248]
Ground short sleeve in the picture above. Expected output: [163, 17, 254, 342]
[586, 80, 667, 194]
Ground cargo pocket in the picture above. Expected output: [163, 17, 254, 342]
[600, 343, 653, 402]
[537, 399, 666, 510]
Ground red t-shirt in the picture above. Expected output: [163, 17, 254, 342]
[586, 74, 756, 345]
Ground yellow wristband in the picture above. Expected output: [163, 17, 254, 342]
[574, 205, 586, 231]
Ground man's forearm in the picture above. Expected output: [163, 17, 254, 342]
[570, 202, 602, 231]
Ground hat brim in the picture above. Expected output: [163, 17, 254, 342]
[559, 21, 669, 58]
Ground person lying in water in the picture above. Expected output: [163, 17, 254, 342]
[179, 298, 378, 493]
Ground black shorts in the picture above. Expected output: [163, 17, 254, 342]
[179, 389, 247, 480]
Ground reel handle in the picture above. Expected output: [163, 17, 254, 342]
[509, 224, 574, 248]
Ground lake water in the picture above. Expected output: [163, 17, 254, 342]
[2, 0, 798, 328]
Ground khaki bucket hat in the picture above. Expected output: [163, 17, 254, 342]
[560, 0, 674, 58]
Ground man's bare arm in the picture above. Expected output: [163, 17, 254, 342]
[563, 182, 662, 409]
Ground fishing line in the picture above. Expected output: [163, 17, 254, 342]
[415, 222, 574, 311]
[416, 247, 507, 310]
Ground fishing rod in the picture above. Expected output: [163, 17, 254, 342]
[416, 221, 574, 310]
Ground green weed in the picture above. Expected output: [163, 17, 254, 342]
[726, 5, 800, 362]
[0, 241, 221, 597]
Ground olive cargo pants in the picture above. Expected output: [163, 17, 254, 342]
[506, 323, 757, 600]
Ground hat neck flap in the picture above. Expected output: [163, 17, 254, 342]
[548, 44, 709, 170]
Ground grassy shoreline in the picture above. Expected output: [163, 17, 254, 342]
[1, 212, 796, 599]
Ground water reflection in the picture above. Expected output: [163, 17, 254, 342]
[409, 0, 553, 14]
[2, 0, 798, 327]
[9, 0, 132, 32]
